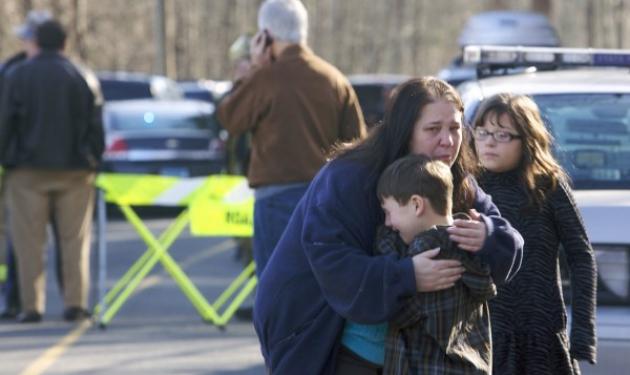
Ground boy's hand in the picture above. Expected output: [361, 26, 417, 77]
[412, 248, 464, 292]
[447, 209, 486, 252]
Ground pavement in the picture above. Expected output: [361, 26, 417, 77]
[0, 217, 265, 375]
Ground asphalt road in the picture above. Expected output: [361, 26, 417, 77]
[0, 216, 265, 375]
[1, 215, 630, 374]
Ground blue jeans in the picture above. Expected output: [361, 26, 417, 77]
[253, 184, 308, 277]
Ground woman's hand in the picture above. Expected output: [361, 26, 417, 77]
[447, 209, 487, 253]
[411, 248, 464, 292]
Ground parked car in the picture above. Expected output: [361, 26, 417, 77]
[177, 79, 233, 104]
[177, 80, 215, 103]
[349, 74, 409, 127]
[438, 10, 560, 86]
[102, 99, 227, 177]
[98, 71, 182, 102]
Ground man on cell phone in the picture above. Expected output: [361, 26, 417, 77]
[217, 0, 366, 277]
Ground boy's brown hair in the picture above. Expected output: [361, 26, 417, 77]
[377, 154, 453, 216]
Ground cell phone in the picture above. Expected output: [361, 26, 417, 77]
[263, 30, 273, 48]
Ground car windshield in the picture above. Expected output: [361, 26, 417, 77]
[352, 85, 388, 127]
[532, 93, 630, 189]
[107, 110, 213, 131]
[100, 81, 152, 101]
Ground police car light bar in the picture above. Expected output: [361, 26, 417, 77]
[463, 45, 630, 68]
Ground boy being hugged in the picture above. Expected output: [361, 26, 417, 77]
[377, 154, 496, 374]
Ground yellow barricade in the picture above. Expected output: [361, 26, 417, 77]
[190, 175, 254, 237]
[94, 173, 256, 328]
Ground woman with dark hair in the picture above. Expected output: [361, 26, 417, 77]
[471, 93, 597, 374]
[254, 77, 524, 374]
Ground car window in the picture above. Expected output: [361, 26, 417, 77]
[352, 84, 393, 127]
[108, 110, 214, 131]
[532, 93, 630, 190]
[100, 80, 152, 101]
[183, 90, 214, 103]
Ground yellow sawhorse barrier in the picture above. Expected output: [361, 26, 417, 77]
[0, 167, 5, 283]
[0, 264, 6, 283]
[93, 173, 257, 328]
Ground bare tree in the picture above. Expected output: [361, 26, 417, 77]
[531, 0, 552, 16]
[616, 0, 625, 48]
[411, 0, 424, 75]
[1, 0, 629, 80]
[154, 0, 167, 75]
[20, 0, 32, 17]
[49, 0, 63, 19]
[586, 0, 595, 47]
[488, 0, 510, 10]
[70, 0, 88, 60]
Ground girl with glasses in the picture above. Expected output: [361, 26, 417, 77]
[471, 93, 597, 374]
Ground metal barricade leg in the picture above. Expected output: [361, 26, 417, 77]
[94, 173, 258, 328]
[97, 205, 192, 326]
[96, 189, 107, 323]
[213, 274, 258, 327]
[212, 261, 256, 310]
[93, 210, 188, 317]
[113, 205, 257, 327]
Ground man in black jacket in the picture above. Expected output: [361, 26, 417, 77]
[0, 9, 51, 320]
[0, 19, 104, 323]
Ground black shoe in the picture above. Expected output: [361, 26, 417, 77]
[63, 306, 91, 322]
[18, 311, 42, 323]
[0, 307, 20, 320]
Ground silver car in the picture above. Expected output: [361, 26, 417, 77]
[102, 99, 226, 177]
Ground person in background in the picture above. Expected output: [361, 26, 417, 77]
[217, 0, 366, 277]
[226, 33, 254, 177]
[471, 93, 597, 374]
[0, 9, 65, 321]
[0, 19, 104, 323]
[253, 77, 523, 374]
[224, 34, 254, 268]
[228, 34, 254, 86]
[220, 34, 257, 321]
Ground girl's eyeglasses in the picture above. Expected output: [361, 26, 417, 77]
[473, 128, 522, 143]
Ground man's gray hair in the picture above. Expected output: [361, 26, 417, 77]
[258, 0, 308, 44]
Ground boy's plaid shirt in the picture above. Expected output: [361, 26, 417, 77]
[375, 225, 497, 375]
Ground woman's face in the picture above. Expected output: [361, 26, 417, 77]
[474, 112, 523, 173]
[409, 99, 462, 167]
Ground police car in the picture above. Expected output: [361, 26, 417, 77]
[456, 47, 630, 340]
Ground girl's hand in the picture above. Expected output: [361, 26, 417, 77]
[447, 209, 487, 252]
[411, 248, 464, 292]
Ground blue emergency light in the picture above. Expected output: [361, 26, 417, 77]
[463, 45, 630, 68]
